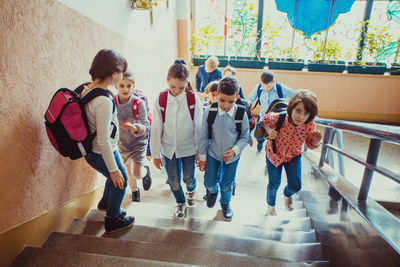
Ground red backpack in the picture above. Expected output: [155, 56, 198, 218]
[44, 84, 116, 160]
[158, 89, 196, 122]
[113, 91, 152, 125]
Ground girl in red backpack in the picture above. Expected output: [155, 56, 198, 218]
[260, 89, 322, 216]
[150, 60, 203, 218]
[80, 49, 134, 232]
[114, 69, 152, 203]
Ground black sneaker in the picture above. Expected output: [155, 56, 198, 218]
[97, 198, 107, 212]
[104, 214, 134, 233]
[221, 203, 233, 220]
[207, 193, 218, 208]
[131, 189, 140, 202]
[97, 198, 126, 216]
[142, 166, 152, 191]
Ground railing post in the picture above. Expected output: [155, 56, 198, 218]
[319, 128, 334, 167]
[358, 138, 382, 201]
[335, 129, 345, 177]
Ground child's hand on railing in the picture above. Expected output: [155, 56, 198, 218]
[309, 130, 322, 146]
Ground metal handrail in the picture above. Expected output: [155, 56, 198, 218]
[308, 117, 400, 255]
[314, 117, 400, 200]
[315, 117, 400, 144]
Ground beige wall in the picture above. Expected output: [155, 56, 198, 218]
[191, 67, 400, 123]
[0, 0, 178, 234]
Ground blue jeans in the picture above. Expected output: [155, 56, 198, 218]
[84, 151, 127, 218]
[266, 154, 302, 206]
[204, 154, 239, 204]
[163, 154, 196, 204]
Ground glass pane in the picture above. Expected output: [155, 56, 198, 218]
[193, 0, 226, 56]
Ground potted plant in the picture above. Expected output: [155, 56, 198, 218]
[227, 0, 265, 69]
[305, 34, 345, 73]
[267, 46, 305, 71]
[389, 38, 400, 75]
[347, 21, 392, 75]
[190, 25, 226, 67]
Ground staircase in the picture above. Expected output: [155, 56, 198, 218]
[11, 149, 329, 266]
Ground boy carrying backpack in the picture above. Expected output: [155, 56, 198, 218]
[247, 71, 293, 152]
[198, 77, 250, 221]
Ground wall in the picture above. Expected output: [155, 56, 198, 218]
[191, 67, 400, 123]
[0, 0, 178, 234]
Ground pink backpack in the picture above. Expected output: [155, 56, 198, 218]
[158, 89, 196, 122]
[44, 84, 115, 160]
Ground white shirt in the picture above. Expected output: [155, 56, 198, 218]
[150, 90, 203, 160]
[81, 86, 119, 172]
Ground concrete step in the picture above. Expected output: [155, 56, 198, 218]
[43, 232, 326, 267]
[10, 246, 197, 267]
[66, 219, 325, 262]
[119, 201, 311, 231]
[85, 209, 317, 243]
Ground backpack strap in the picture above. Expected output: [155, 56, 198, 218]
[159, 89, 196, 123]
[252, 83, 263, 110]
[271, 112, 286, 153]
[235, 104, 246, 140]
[207, 102, 218, 140]
[158, 89, 169, 123]
[276, 82, 283, 98]
[186, 90, 196, 121]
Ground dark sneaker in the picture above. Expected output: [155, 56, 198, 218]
[131, 189, 140, 202]
[221, 203, 233, 220]
[97, 198, 126, 216]
[232, 182, 236, 196]
[257, 141, 263, 152]
[206, 193, 218, 208]
[174, 203, 186, 218]
[142, 166, 152, 191]
[104, 214, 134, 233]
[203, 188, 209, 200]
[97, 198, 107, 212]
[186, 191, 195, 206]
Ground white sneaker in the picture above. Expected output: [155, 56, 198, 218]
[186, 191, 195, 206]
[284, 196, 294, 211]
[174, 203, 186, 218]
[267, 205, 277, 216]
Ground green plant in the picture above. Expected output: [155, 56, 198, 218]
[260, 21, 283, 60]
[190, 25, 223, 57]
[304, 34, 342, 63]
[270, 46, 301, 61]
[227, 0, 258, 58]
[355, 20, 393, 64]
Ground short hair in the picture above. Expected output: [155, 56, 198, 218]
[123, 69, 135, 83]
[287, 89, 318, 124]
[223, 66, 236, 76]
[205, 56, 219, 70]
[217, 77, 239, 96]
[260, 71, 274, 84]
[89, 49, 127, 81]
[205, 81, 219, 94]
